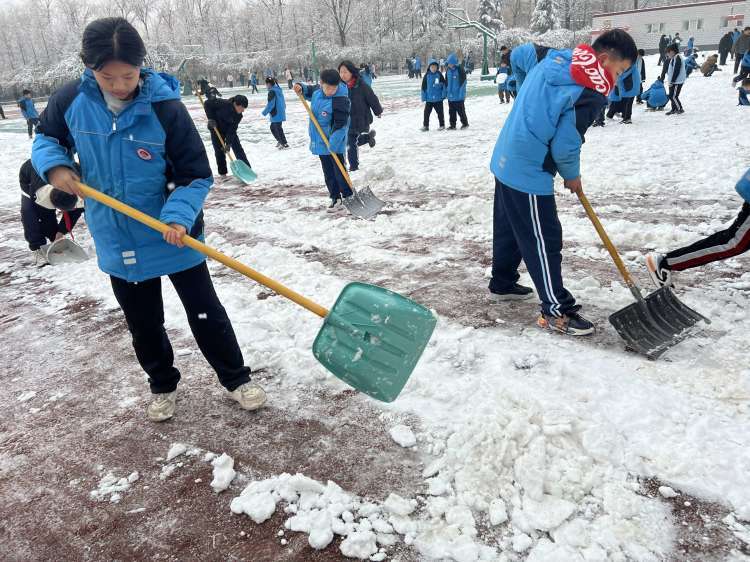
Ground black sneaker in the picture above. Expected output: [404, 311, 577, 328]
[538, 311, 595, 336]
[438, 125, 446, 130]
[620, 119, 632, 124]
[327, 197, 342, 211]
[490, 284, 534, 301]
[420, 126, 429, 132]
[460, 124, 469, 129]
[665, 110, 676, 116]
[677, 109, 685, 114]
[645, 253, 673, 288]
[367, 129, 376, 148]
[447, 125, 457, 130]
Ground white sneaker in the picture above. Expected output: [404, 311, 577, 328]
[33, 245, 49, 267]
[229, 382, 267, 411]
[646, 253, 673, 288]
[147, 391, 176, 422]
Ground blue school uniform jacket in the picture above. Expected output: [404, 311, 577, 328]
[742, 50, 750, 68]
[736, 168, 750, 202]
[32, 68, 212, 282]
[262, 83, 286, 123]
[445, 53, 467, 101]
[18, 97, 39, 119]
[640, 79, 669, 108]
[739, 88, 750, 106]
[421, 60, 446, 102]
[300, 82, 350, 155]
[490, 49, 606, 196]
[510, 43, 550, 90]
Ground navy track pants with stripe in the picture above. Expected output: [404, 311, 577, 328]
[490, 179, 577, 317]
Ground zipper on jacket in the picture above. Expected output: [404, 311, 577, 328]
[112, 113, 118, 131]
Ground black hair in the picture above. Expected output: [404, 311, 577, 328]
[500, 45, 508, 51]
[638, 49, 645, 56]
[337, 60, 360, 77]
[745, 26, 750, 31]
[22, 89, 31, 95]
[320, 69, 340, 86]
[231, 95, 248, 108]
[80, 17, 146, 70]
[666, 43, 679, 54]
[264, 77, 278, 86]
[592, 29, 638, 63]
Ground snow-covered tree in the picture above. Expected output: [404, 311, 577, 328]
[529, 0, 559, 34]
[478, 0, 505, 32]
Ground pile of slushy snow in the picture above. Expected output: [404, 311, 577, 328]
[90, 470, 140, 503]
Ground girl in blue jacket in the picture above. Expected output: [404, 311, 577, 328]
[18, 89, 39, 138]
[262, 77, 288, 149]
[31, 17, 266, 422]
[421, 59, 446, 131]
[293, 69, 353, 210]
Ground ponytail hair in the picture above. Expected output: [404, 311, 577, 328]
[265, 77, 278, 87]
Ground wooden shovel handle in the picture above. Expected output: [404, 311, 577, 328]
[197, 92, 235, 163]
[576, 190, 637, 289]
[75, 182, 329, 318]
[296, 90, 353, 190]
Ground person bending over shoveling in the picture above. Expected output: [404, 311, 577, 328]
[204, 94, 253, 182]
[488, 29, 637, 336]
[646, 167, 750, 288]
[293, 70, 353, 211]
[32, 17, 266, 422]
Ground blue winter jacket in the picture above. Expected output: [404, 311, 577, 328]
[510, 43, 550, 91]
[421, 60, 446, 102]
[250, 74, 258, 85]
[300, 82, 350, 155]
[361, 70, 373, 87]
[739, 87, 750, 106]
[685, 55, 699, 74]
[506, 75, 517, 94]
[262, 83, 286, 123]
[414, 58, 422, 70]
[617, 64, 640, 98]
[736, 168, 750, 202]
[32, 68, 212, 282]
[742, 50, 750, 68]
[18, 97, 39, 119]
[733, 31, 741, 44]
[490, 49, 606, 196]
[640, 79, 669, 108]
[445, 53, 467, 101]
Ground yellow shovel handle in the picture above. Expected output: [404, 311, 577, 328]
[197, 92, 235, 163]
[76, 182, 329, 318]
[296, 90, 353, 190]
[576, 190, 636, 288]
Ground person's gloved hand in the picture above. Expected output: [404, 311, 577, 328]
[50, 188, 79, 211]
[207, 119, 217, 130]
[223, 142, 231, 154]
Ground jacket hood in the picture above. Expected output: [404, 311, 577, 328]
[446, 53, 458, 66]
[544, 49, 577, 88]
[81, 67, 181, 104]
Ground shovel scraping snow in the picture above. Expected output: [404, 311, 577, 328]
[577, 190, 709, 359]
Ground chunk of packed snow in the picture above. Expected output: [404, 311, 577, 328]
[17, 391, 36, 402]
[659, 486, 679, 499]
[166, 443, 188, 461]
[389, 424, 416, 447]
[488, 499, 508, 525]
[90, 471, 138, 502]
[382, 493, 416, 517]
[210, 453, 236, 493]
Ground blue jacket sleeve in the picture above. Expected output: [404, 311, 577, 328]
[262, 90, 276, 116]
[31, 81, 79, 182]
[550, 106, 582, 180]
[329, 96, 350, 151]
[301, 83, 319, 101]
[153, 99, 213, 230]
[736, 169, 750, 203]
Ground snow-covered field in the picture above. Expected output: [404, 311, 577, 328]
[2, 57, 750, 561]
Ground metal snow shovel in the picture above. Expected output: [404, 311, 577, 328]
[74, 182, 436, 402]
[577, 190, 709, 360]
[296, 91, 385, 219]
[197, 93, 257, 184]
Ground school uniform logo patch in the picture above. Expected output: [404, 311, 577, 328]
[136, 148, 153, 161]
[321, 111, 329, 117]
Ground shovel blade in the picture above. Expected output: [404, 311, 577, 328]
[313, 282, 437, 402]
[343, 186, 385, 220]
[46, 238, 88, 265]
[230, 160, 257, 184]
[609, 286, 709, 360]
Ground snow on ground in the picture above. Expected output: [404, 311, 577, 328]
[2, 57, 750, 560]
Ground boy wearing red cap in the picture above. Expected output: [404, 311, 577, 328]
[488, 30, 637, 336]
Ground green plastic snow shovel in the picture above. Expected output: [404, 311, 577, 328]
[74, 182, 436, 402]
[198, 93, 257, 184]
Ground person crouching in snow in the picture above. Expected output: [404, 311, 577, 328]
[293, 69, 353, 210]
[262, 77, 289, 149]
[488, 29, 637, 336]
[646, 168, 750, 288]
[640, 77, 669, 110]
[739, 78, 750, 105]
[445, 53, 469, 129]
[203, 94, 252, 181]
[421, 59, 446, 131]
[19, 158, 83, 266]
[32, 17, 266, 422]
[338, 60, 382, 173]
[701, 54, 721, 77]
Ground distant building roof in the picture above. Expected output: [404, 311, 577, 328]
[594, 0, 745, 19]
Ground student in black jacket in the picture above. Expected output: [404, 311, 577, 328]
[338, 60, 383, 172]
[720, 32, 734, 65]
[19, 159, 83, 265]
[203, 95, 252, 178]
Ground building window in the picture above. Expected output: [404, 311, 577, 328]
[697, 18, 704, 29]
[682, 20, 690, 31]
[660, 23, 666, 32]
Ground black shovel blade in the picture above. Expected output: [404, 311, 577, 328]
[343, 186, 385, 220]
[609, 286, 709, 360]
